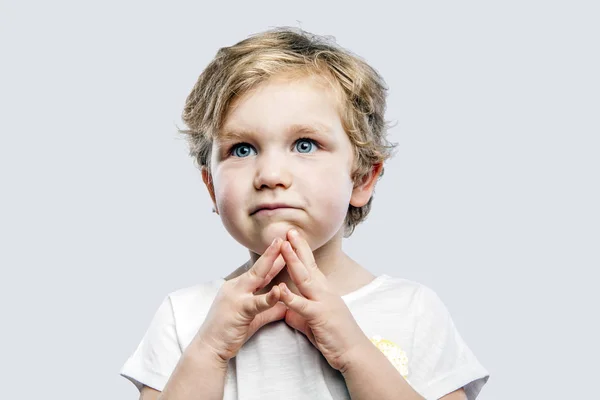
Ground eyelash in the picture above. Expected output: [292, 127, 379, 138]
[226, 137, 321, 157]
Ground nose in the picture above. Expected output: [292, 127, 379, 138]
[253, 150, 292, 190]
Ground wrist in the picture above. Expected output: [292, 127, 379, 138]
[337, 337, 376, 375]
[192, 334, 230, 371]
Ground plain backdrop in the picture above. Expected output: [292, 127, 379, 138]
[1, 1, 598, 399]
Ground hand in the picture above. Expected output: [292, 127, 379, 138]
[277, 229, 371, 372]
[196, 238, 288, 364]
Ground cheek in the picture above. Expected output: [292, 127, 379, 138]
[213, 177, 249, 241]
[216, 189, 238, 214]
[212, 171, 246, 212]
[308, 167, 354, 217]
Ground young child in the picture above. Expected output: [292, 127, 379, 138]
[120, 27, 490, 399]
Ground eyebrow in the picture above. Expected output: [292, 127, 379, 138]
[218, 123, 331, 142]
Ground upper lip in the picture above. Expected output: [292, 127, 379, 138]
[250, 203, 299, 215]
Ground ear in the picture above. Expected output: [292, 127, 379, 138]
[201, 166, 218, 214]
[349, 163, 383, 208]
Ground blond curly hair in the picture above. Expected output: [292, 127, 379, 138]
[179, 27, 397, 237]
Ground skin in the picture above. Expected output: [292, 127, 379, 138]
[202, 72, 381, 297]
[136, 72, 468, 399]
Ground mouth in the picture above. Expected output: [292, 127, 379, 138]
[253, 207, 296, 216]
[250, 204, 299, 215]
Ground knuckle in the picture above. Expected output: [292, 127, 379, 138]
[299, 301, 309, 314]
[239, 301, 250, 315]
[247, 295, 266, 316]
[300, 275, 313, 287]
[246, 267, 259, 280]
[239, 300, 255, 318]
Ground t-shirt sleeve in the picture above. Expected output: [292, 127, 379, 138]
[120, 295, 182, 392]
[409, 286, 490, 400]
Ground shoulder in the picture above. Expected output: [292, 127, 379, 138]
[381, 277, 453, 326]
[349, 275, 442, 321]
[380, 279, 490, 399]
[165, 279, 224, 319]
[167, 279, 224, 307]
[386, 275, 445, 300]
[363, 275, 454, 326]
[372, 275, 438, 306]
[120, 279, 227, 392]
[163, 279, 225, 349]
[378, 275, 427, 292]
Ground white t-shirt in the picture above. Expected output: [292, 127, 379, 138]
[120, 274, 489, 399]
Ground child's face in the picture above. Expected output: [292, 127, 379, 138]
[203, 73, 370, 254]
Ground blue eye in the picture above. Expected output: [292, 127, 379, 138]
[295, 138, 317, 154]
[228, 138, 318, 157]
[231, 144, 257, 158]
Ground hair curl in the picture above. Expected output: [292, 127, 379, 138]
[179, 27, 397, 237]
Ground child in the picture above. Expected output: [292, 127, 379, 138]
[120, 27, 489, 399]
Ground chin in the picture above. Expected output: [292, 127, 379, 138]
[229, 217, 342, 254]
[257, 222, 297, 244]
[233, 223, 293, 254]
[263, 222, 339, 252]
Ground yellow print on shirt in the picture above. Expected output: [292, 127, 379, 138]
[369, 336, 409, 381]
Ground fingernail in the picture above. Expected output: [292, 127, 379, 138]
[289, 229, 298, 237]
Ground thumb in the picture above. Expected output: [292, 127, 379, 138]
[247, 302, 288, 339]
[284, 309, 317, 348]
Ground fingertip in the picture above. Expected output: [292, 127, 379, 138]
[269, 285, 279, 299]
[267, 238, 280, 254]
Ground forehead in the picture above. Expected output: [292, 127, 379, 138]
[218, 73, 345, 141]
[219, 122, 332, 143]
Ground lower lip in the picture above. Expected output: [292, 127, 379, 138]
[253, 207, 297, 216]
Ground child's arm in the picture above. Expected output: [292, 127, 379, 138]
[139, 386, 160, 400]
[276, 231, 480, 399]
[276, 230, 426, 399]
[128, 238, 288, 399]
[440, 389, 467, 399]
[341, 344, 467, 399]
[340, 340, 425, 400]
[131, 339, 229, 400]
[153, 338, 229, 399]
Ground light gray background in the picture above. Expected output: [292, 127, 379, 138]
[1, 1, 598, 399]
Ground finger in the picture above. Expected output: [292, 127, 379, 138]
[281, 240, 320, 299]
[287, 229, 323, 278]
[258, 254, 286, 290]
[284, 308, 318, 348]
[279, 282, 317, 320]
[241, 238, 282, 291]
[247, 302, 288, 339]
[247, 285, 281, 316]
